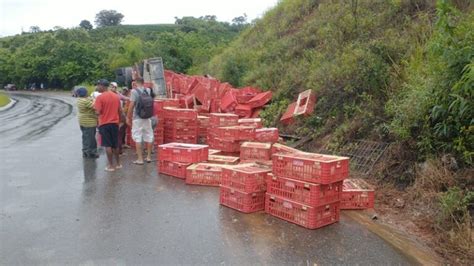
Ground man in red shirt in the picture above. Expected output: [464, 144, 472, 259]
[94, 79, 122, 171]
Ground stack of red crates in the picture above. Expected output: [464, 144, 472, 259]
[266, 152, 350, 229]
[163, 108, 198, 144]
[157, 143, 209, 179]
[220, 164, 271, 213]
[207, 113, 239, 153]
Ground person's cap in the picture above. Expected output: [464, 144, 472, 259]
[110, 82, 118, 87]
[96, 79, 109, 87]
[76, 87, 88, 97]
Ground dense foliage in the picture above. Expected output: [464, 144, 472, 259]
[206, 0, 473, 167]
[0, 16, 245, 89]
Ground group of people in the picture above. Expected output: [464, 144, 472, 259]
[76, 78, 155, 172]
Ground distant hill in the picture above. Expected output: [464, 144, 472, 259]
[0, 17, 245, 89]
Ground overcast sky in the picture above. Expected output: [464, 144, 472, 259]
[0, 0, 279, 37]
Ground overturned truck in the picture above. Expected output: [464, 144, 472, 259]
[115, 57, 167, 98]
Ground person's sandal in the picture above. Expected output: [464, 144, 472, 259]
[105, 166, 115, 172]
[133, 160, 144, 165]
[115, 164, 123, 169]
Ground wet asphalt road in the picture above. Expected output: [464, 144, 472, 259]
[0, 92, 412, 265]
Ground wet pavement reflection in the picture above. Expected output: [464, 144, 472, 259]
[0, 93, 412, 265]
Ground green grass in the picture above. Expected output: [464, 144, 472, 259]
[0, 92, 11, 107]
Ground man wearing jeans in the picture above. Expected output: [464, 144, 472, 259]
[126, 78, 153, 165]
[94, 79, 122, 171]
[76, 87, 98, 158]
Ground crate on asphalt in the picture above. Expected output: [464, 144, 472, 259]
[221, 165, 271, 193]
[272, 152, 349, 184]
[266, 174, 342, 207]
[341, 179, 375, 210]
[238, 118, 263, 128]
[265, 194, 340, 229]
[240, 142, 272, 161]
[158, 160, 191, 179]
[208, 154, 240, 165]
[158, 143, 209, 163]
[255, 128, 279, 143]
[209, 113, 239, 128]
[216, 126, 256, 141]
[220, 186, 266, 213]
[186, 163, 224, 187]
[271, 143, 300, 155]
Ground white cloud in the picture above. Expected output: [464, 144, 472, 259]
[0, 0, 278, 37]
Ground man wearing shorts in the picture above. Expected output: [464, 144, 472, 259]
[126, 78, 153, 165]
[94, 79, 122, 171]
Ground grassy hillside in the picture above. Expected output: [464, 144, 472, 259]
[205, 0, 473, 261]
[0, 92, 10, 107]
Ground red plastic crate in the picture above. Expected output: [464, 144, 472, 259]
[294, 89, 316, 116]
[280, 102, 297, 125]
[221, 165, 271, 193]
[216, 126, 256, 141]
[238, 118, 263, 128]
[220, 186, 265, 213]
[208, 149, 221, 155]
[209, 113, 239, 128]
[255, 128, 279, 143]
[220, 90, 238, 112]
[208, 154, 239, 165]
[235, 104, 253, 118]
[158, 143, 209, 163]
[271, 143, 300, 155]
[153, 99, 180, 116]
[164, 107, 198, 119]
[208, 137, 241, 153]
[247, 91, 272, 108]
[272, 152, 349, 184]
[186, 163, 223, 187]
[240, 142, 272, 161]
[265, 194, 340, 229]
[341, 179, 375, 210]
[158, 160, 191, 179]
[266, 174, 342, 207]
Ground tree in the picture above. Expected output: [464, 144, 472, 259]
[95, 10, 124, 27]
[232, 14, 248, 25]
[79, 20, 93, 30]
[30, 26, 41, 33]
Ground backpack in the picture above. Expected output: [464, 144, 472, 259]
[135, 88, 154, 119]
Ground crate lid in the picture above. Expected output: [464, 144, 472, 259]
[343, 179, 374, 191]
[187, 163, 223, 172]
[208, 155, 239, 164]
[274, 151, 349, 162]
[241, 142, 272, 149]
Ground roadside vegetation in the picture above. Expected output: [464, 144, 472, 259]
[0, 92, 11, 107]
[0, 16, 247, 89]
